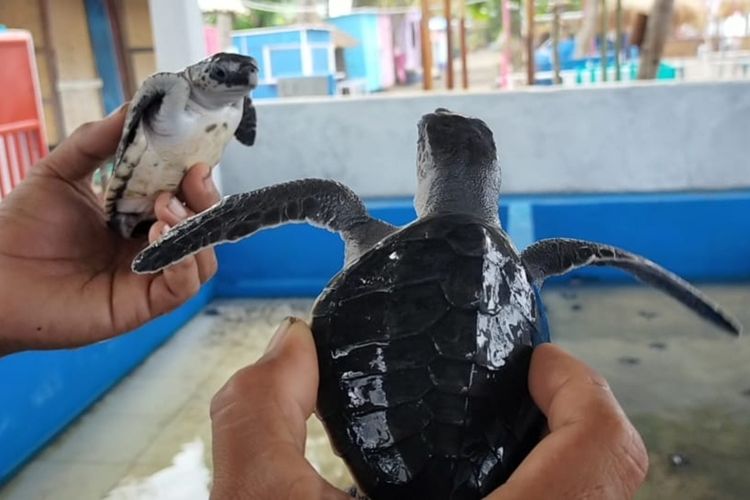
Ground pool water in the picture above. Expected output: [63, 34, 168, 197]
[1, 283, 748, 499]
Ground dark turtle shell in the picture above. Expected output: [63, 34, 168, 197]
[311, 213, 549, 499]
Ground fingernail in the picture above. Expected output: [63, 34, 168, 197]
[161, 223, 171, 235]
[168, 197, 189, 219]
[106, 102, 128, 118]
[263, 317, 297, 355]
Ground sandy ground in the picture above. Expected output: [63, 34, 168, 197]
[1, 283, 748, 499]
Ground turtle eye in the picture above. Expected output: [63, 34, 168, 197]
[213, 68, 227, 81]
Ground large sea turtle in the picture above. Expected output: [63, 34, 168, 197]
[131, 109, 741, 499]
[104, 52, 259, 238]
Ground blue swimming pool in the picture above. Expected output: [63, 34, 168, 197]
[1, 189, 749, 484]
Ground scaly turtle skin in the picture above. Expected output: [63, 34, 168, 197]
[104, 52, 259, 238]
[130, 109, 742, 499]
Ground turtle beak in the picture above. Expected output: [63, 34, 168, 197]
[241, 57, 258, 74]
[241, 58, 259, 88]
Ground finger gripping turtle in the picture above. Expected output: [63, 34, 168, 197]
[104, 52, 259, 238]
[131, 109, 742, 499]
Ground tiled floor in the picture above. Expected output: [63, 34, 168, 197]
[1, 285, 749, 499]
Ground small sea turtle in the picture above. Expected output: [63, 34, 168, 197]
[131, 109, 741, 499]
[104, 52, 259, 238]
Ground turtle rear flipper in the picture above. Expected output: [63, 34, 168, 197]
[131, 178, 395, 274]
[521, 238, 742, 336]
[109, 198, 156, 239]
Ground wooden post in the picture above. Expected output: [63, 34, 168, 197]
[575, 0, 599, 58]
[105, 0, 136, 99]
[638, 0, 674, 79]
[631, 13, 648, 48]
[216, 11, 234, 52]
[500, 0, 511, 87]
[615, 0, 622, 80]
[600, 0, 607, 81]
[38, 0, 66, 142]
[526, 0, 535, 85]
[444, 0, 454, 89]
[420, 0, 434, 90]
[460, 0, 468, 88]
[552, 1, 561, 84]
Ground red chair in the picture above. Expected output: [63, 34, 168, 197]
[0, 29, 48, 201]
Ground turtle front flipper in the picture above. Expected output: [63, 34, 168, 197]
[131, 178, 396, 274]
[234, 96, 257, 146]
[521, 238, 742, 336]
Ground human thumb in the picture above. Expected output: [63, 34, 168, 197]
[257, 317, 320, 418]
[210, 318, 339, 499]
[210, 317, 319, 450]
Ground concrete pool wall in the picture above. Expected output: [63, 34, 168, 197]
[220, 80, 750, 197]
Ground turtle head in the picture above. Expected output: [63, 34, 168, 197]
[414, 108, 501, 224]
[186, 52, 259, 107]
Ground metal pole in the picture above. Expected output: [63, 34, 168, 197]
[615, 0, 622, 80]
[600, 0, 607, 81]
[460, 0, 469, 88]
[526, 0, 535, 85]
[444, 0, 454, 89]
[420, 0, 434, 90]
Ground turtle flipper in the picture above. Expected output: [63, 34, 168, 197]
[112, 72, 190, 169]
[131, 179, 396, 274]
[234, 96, 256, 146]
[521, 238, 742, 336]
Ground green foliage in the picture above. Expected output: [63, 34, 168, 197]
[535, 0, 582, 14]
[353, 0, 416, 6]
[467, 0, 582, 44]
[202, 0, 582, 42]
[469, 0, 502, 42]
[203, 2, 290, 29]
[233, 10, 287, 29]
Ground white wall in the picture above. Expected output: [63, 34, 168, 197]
[148, 0, 206, 72]
[220, 80, 750, 197]
[148, 0, 229, 191]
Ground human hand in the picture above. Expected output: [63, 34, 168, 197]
[0, 105, 220, 355]
[210, 318, 348, 499]
[210, 323, 648, 499]
[487, 344, 649, 499]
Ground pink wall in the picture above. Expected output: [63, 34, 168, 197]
[378, 15, 396, 88]
[390, 11, 422, 84]
[203, 26, 220, 56]
[402, 12, 421, 72]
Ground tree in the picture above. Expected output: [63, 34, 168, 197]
[638, 0, 675, 79]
